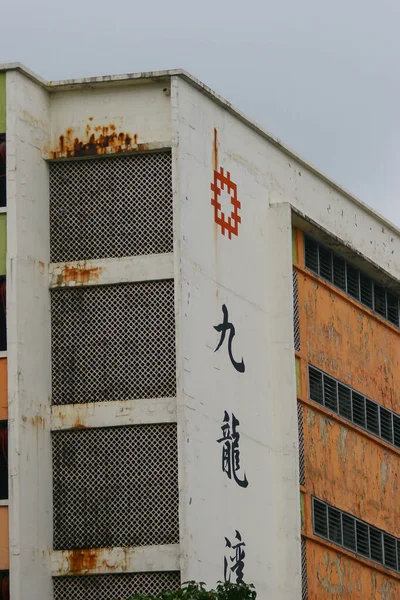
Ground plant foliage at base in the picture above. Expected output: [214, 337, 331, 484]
[128, 581, 257, 600]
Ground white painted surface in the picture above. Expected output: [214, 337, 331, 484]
[6, 70, 52, 600]
[49, 82, 171, 159]
[52, 544, 180, 576]
[51, 397, 176, 430]
[49, 253, 174, 287]
[173, 77, 301, 599]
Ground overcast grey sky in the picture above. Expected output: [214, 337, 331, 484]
[2, 0, 400, 225]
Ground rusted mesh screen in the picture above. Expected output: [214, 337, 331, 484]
[297, 403, 305, 487]
[301, 538, 308, 600]
[51, 280, 176, 405]
[52, 424, 179, 550]
[49, 152, 173, 263]
[53, 571, 180, 600]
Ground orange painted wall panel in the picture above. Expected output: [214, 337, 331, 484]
[0, 505, 8, 570]
[0, 358, 7, 420]
[304, 404, 400, 536]
[306, 539, 400, 599]
[299, 272, 400, 412]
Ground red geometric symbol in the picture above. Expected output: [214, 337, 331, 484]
[211, 168, 241, 239]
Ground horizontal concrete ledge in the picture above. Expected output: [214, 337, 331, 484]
[52, 543, 180, 577]
[51, 397, 177, 430]
[49, 253, 174, 288]
[47, 141, 172, 161]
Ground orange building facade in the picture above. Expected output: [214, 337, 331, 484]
[294, 226, 400, 599]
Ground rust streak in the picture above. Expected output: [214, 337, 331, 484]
[60, 265, 102, 285]
[74, 416, 86, 429]
[52, 122, 138, 158]
[213, 127, 218, 171]
[68, 549, 99, 575]
[30, 415, 45, 427]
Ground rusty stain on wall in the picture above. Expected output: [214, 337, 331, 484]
[56, 265, 102, 286]
[52, 122, 141, 159]
[67, 548, 99, 574]
[30, 415, 45, 428]
[212, 127, 218, 171]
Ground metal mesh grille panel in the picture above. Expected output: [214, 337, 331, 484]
[49, 152, 173, 262]
[51, 280, 176, 404]
[297, 403, 305, 486]
[53, 424, 179, 550]
[293, 269, 300, 351]
[301, 538, 308, 600]
[53, 571, 181, 600]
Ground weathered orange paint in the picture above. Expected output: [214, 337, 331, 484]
[0, 359, 7, 420]
[56, 265, 102, 286]
[295, 227, 400, 595]
[0, 506, 8, 570]
[298, 271, 400, 411]
[305, 404, 400, 536]
[306, 539, 400, 599]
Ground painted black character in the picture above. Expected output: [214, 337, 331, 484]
[217, 411, 248, 488]
[214, 304, 245, 373]
[224, 530, 246, 584]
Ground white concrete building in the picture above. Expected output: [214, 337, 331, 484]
[1, 63, 400, 600]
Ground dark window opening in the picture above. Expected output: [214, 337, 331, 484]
[0, 136, 5, 209]
[313, 498, 328, 538]
[0, 422, 7, 500]
[342, 514, 356, 551]
[352, 392, 366, 428]
[356, 521, 369, 557]
[0, 571, 8, 600]
[346, 264, 360, 300]
[0, 572, 8, 600]
[304, 236, 319, 273]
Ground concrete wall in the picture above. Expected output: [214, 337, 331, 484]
[6, 69, 52, 600]
[173, 76, 301, 599]
[49, 81, 172, 159]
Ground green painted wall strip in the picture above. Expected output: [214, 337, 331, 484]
[0, 74, 5, 133]
[295, 357, 301, 396]
[292, 227, 297, 263]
